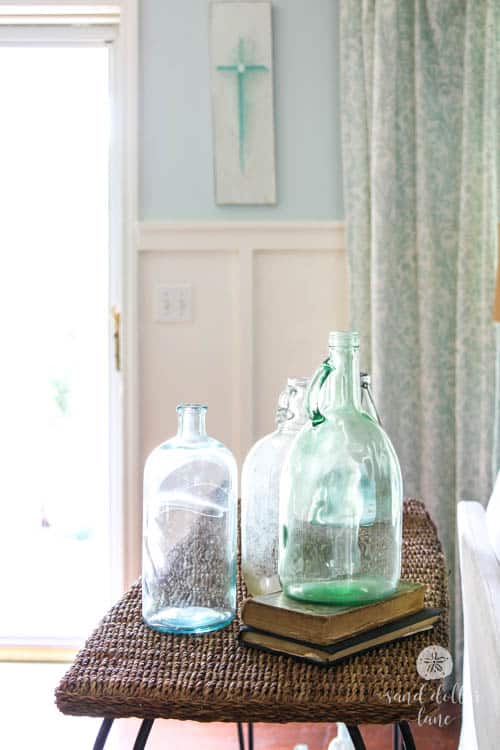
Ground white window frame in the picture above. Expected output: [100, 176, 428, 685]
[0, 1, 139, 660]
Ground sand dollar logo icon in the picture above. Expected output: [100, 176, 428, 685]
[417, 645, 453, 680]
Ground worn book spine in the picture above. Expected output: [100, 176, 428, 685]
[241, 583, 426, 645]
[239, 609, 442, 666]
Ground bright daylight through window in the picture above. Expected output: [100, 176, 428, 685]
[0, 45, 112, 645]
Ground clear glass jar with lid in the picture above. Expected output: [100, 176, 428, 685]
[241, 377, 310, 596]
[279, 332, 403, 605]
[142, 404, 237, 634]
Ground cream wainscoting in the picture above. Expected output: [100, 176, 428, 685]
[137, 221, 348, 466]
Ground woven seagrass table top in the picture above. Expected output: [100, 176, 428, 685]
[55, 499, 449, 725]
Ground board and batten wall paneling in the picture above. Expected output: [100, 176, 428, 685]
[254, 248, 348, 438]
[137, 222, 348, 467]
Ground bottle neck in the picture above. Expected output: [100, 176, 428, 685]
[326, 345, 361, 410]
[176, 406, 207, 442]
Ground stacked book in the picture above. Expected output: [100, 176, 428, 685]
[239, 582, 441, 665]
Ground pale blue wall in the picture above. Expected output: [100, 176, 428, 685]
[139, 0, 343, 220]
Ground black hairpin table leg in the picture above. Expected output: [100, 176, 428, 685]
[236, 722, 253, 750]
[92, 718, 114, 750]
[393, 723, 402, 749]
[345, 725, 367, 750]
[132, 719, 155, 750]
[237, 722, 246, 750]
[397, 721, 416, 750]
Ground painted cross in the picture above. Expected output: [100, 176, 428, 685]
[216, 37, 269, 172]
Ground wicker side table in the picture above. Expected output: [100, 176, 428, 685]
[56, 499, 449, 750]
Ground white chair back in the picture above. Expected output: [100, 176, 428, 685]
[458, 501, 500, 750]
[486, 471, 500, 562]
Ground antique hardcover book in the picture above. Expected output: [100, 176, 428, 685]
[239, 608, 441, 665]
[240, 582, 425, 645]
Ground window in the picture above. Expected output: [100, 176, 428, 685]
[0, 3, 138, 657]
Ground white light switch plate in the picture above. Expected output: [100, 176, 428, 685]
[154, 283, 192, 323]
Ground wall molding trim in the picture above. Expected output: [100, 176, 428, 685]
[137, 220, 346, 252]
[137, 219, 347, 469]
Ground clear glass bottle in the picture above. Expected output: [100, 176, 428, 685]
[142, 404, 237, 634]
[279, 332, 403, 605]
[241, 377, 310, 596]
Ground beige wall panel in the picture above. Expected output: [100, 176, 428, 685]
[139, 250, 239, 463]
[253, 249, 349, 438]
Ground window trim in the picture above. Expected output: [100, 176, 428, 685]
[0, 3, 120, 23]
[0, 24, 117, 42]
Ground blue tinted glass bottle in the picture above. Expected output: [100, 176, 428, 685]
[142, 404, 237, 633]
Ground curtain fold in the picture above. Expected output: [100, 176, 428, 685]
[341, 0, 499, 669]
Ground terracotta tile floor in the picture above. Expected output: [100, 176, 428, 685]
[0, 663, 461, 749]
[119, 710, 461, 750]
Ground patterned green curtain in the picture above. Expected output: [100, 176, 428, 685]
[341, 0, 499, 668]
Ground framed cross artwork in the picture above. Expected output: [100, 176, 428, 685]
[209, 1, 277, 205]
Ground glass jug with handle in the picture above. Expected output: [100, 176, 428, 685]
[279, 331, 403, 605]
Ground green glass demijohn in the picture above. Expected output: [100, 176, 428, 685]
[279, 331, 403, 605]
